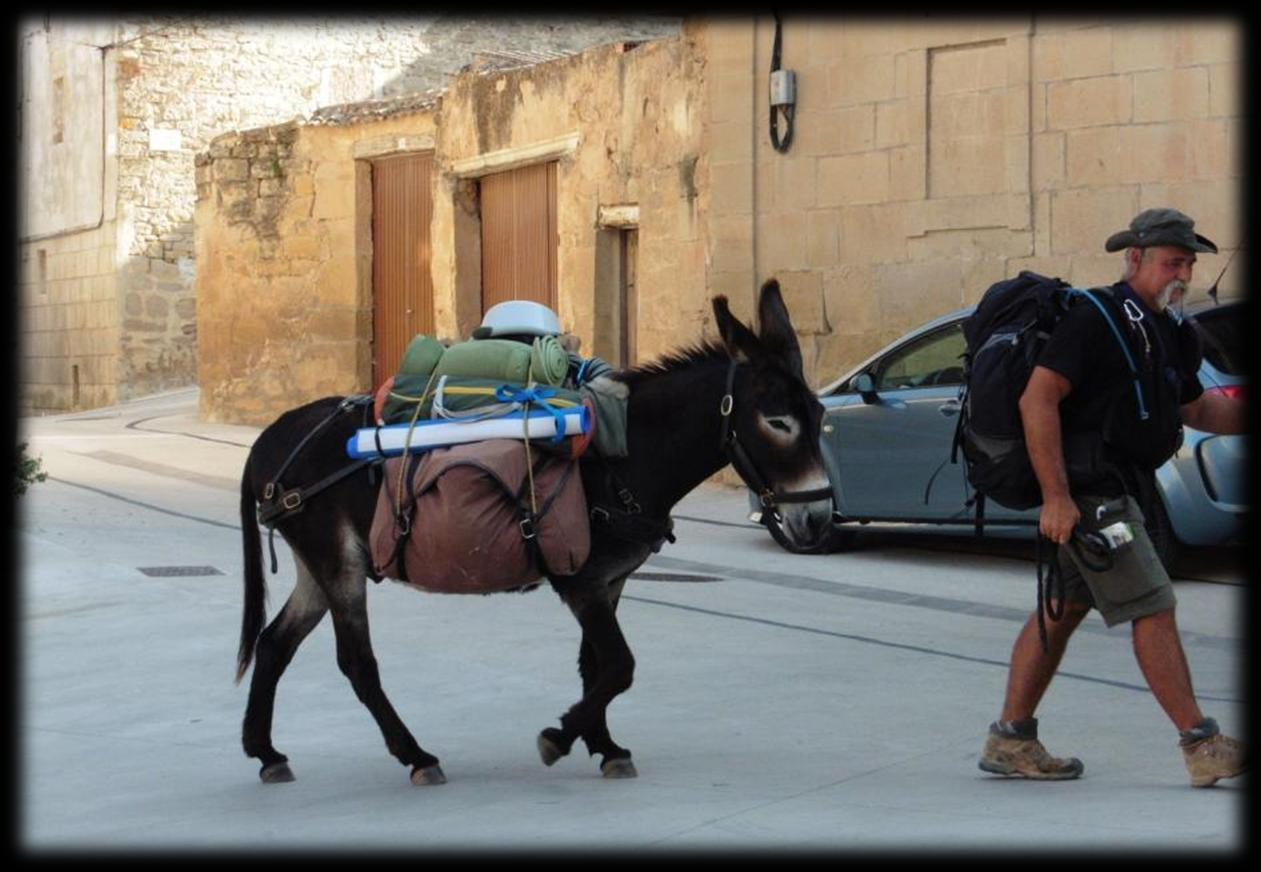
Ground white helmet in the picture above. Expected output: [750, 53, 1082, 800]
[478, 299, 561, 338]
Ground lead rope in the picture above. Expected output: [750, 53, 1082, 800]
[393, 369, 441, 523]
[1034, 535, 1065, 654]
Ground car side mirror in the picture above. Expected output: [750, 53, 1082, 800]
[853, 372, 878, 404]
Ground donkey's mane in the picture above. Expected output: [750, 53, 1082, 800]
[612, 340, 728, 388]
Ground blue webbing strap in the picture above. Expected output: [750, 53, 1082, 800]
[1068, 289, 1149, 420]
[493, 384, 567, 443]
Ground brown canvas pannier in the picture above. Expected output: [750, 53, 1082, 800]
[369, 438, 590, 593]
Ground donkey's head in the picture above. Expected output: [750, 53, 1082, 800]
[713, 279, 833, 550]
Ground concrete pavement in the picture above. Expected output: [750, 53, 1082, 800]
[16, 388, 1247, 854]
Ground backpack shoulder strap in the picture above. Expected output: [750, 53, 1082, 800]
[1066, 288, 1149, 420]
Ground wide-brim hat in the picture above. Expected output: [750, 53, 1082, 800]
[1104, 207, 1218, 253]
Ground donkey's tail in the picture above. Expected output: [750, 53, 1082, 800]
[236, 452, 268, 684]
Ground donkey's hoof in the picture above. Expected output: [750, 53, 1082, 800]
[259, 762, 295, 783]
[537, 729, 568, 767]
[601, 757, 638, 779]
[410, 764, 447, 786]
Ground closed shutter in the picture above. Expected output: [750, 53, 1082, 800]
[372, 152, 434, 388]
[480, 161, 557, 313]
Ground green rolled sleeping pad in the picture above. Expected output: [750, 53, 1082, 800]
[398, 334, 447, 378]
[432, 336, 569, 386]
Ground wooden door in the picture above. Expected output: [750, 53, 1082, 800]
[371, 152, 434, 388]
[479, 161, 557, 314]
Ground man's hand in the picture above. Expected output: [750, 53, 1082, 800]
[1039, 493, 1080, 545]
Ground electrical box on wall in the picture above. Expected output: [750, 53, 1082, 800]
[770, 69, 796, 107]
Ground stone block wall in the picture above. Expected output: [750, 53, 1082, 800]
[19, 223, 121, 412]
[709, 16, 1243, 391]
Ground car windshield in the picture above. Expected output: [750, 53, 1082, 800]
[1191, 303, 1245, 376]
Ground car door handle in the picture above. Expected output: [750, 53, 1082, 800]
[938, 400, 960, 417]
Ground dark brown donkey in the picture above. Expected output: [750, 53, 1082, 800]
[236, 279, 834, 785]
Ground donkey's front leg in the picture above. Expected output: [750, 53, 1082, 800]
[539, 581, 636, 777]
[328, 579, 446, 785]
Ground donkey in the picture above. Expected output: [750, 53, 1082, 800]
[236, 279, 833, 785]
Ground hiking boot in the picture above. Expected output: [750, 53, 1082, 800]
[978, 719, 1084, 781]
[1182, 733, 1246, 788]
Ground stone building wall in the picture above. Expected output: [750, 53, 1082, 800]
[196, 33, 707, 425]
[436, 31, 710, 359]
[196, 102, 439, 424]
[19, 15, 681, 414]
[195, 16, 1242, 429]
[717, 15, 1243, 386]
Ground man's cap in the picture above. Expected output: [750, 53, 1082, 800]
[1104, 207, 1218, 254]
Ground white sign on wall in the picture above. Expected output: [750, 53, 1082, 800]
[149, 128, 182, 152]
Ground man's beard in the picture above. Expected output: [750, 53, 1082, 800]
[1155, 279, 1188, 315]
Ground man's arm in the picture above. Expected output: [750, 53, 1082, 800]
[1019, 365, 1078, 545]
[1181, 391, 1245, 435]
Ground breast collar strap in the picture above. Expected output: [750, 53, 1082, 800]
[719, 359, 832, 516]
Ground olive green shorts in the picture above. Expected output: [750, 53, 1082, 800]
[1055, 494, 1176, 627]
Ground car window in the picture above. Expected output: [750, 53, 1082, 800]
[1190, 303, 1245, 376]
[871, 323, 966, 391]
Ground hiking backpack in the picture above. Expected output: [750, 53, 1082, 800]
[954, 271, 1176, 512]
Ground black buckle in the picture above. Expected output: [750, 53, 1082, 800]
[616, 488, 641, 514]
[590, 506, 611, 524]
[281, 491, 302, 511]
[519, 518, 537, 540]
[395, 513, 411, 536]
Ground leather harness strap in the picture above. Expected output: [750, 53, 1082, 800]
[256, 395, 379, 573]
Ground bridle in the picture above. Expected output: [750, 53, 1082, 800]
[718, 359, 833, 520]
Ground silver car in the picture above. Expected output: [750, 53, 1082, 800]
[752, 298, 1246, 567]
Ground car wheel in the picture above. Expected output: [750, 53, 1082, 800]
[764, 512, 857, 555]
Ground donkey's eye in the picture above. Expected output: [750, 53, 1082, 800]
[757, 414, 799, 446]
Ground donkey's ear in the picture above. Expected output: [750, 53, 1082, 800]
[756, 279, 804, 377]
[712, 295, 764, 365]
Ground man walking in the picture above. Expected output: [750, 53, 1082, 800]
[978, 208, 1247, 787]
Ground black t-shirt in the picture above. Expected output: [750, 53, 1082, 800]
[1035, 282, 1202, 491]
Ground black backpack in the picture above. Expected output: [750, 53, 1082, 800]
[953, 271, 1171, 512]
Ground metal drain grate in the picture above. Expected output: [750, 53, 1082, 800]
[137, 565, 225, 578]
[630, 572, 722, 583]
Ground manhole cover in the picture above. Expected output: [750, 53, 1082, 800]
[137, 566, 225, 577]
[630, 572, 722, 582]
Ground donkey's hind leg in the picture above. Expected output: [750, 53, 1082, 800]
[324, 555, 445, 785]
[242, 564, 328, 783]
[539, 579, 636, 778]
